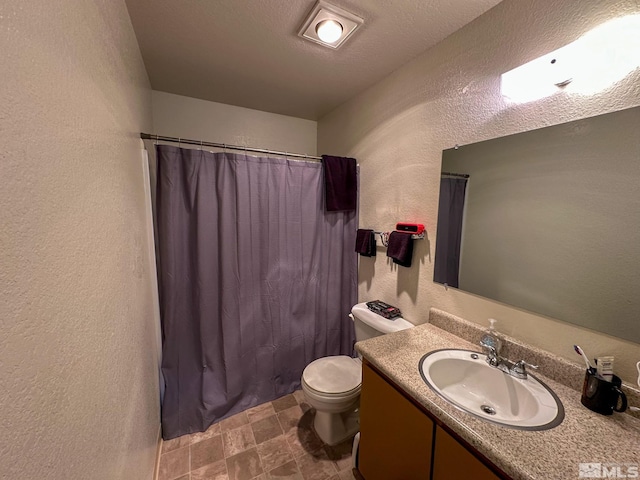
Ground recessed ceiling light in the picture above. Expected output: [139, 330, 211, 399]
[316, 19, 343, 44]
[298, 0, 364, 49]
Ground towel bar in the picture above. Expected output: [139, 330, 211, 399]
[373, 231, 424, 240]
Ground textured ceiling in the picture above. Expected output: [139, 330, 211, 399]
[125, 0, 503, 120]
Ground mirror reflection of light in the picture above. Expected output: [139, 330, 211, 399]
[501, 14, 640, 104]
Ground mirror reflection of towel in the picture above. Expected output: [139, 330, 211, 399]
[386, 231, 414, 267]
[321, 155, 357, 212]
[355, 229, 376, 256]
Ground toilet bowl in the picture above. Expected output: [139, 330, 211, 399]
[301, 355, 362, 445]
[301, 302, 414, 446]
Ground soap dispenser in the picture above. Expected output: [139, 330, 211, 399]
[488, 318, 503, 349]
[480, 318, 503, 364]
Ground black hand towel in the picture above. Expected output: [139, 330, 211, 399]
[355, 229, 376, 257]
[386, 231, 414, 267]
[321, 155, 357, 212]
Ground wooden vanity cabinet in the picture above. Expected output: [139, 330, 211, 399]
[432, 426, 500, 480]
[358, 361, 503, 480]
[359, 361, 434, 479]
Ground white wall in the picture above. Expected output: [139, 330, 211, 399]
[318, 0, 640, 383]
[152, 91, 317, 156]
[0, 1, 160, 479]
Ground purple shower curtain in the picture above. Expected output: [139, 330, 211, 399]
[155, 145, 357, 440]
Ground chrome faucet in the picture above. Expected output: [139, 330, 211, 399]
[480, 330, 503, 365]
[480, 330, 538, 380]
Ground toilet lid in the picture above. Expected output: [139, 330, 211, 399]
[302, 356, 362, 395]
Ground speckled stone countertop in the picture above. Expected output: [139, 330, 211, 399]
[355, 309, 640, 480]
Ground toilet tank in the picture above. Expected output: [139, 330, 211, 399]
[351, 302, 414, 343]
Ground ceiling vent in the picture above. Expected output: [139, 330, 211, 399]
[298, 0, 364, 49]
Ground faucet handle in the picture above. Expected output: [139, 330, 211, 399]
[480, 336, 500, 366]
[512, 360, 539, 379]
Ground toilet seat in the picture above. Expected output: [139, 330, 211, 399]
[302, 355, 362, 396]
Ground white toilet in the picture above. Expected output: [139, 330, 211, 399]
[301, 302, 414, 445]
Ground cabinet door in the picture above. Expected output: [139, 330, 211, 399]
[432, 426, 500, 480]
[359, 362, 433, 480]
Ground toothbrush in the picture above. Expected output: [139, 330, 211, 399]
[574, 345, 595, 373]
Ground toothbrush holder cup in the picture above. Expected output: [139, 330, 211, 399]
[581, 370, 627, 415]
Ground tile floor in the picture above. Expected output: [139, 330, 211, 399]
[158, 390, 357, 480]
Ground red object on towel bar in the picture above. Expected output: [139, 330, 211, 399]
[396, 223, 424, 235]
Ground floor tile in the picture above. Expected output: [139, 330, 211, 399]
[191, 459, 229, 480]
[251, 415, 284, 445]
[191, 422, 222, 444]
[221, 412, 250, 432]
[292, 390, 306, 405]
[323, 437, 354, 473]
[272, 395, 298, 412]
[226, 447, 264, 480]
[256, 436, 294, 472]
[284, 426, 324, 459]
[294, 409, 315, 431]
[191, 435, 225, 471]
[158, 446, 190, 480]
[297, 402, 312, 414]
[338, 470, 356, 480]
[265, 460, 304, 480]
[246, 402, 276, 423]
[276, 405, 304, 434]
[163, 434, 192, 454]
[295, 449, 338, 480]
[156, 391, 352, 480]
[223, 424, 257, 457]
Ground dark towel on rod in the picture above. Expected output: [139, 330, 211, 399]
[355, 229, 376, 257]
[321, 155, 357, 212]
[386, 231, 414, 267]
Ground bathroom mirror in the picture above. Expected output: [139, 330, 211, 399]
[434, 106, 640, 343]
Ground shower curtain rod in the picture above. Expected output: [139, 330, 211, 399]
[140, 133, 322, 161]
[441, 171, 470, 178]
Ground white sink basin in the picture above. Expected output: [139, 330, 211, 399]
[419, 349, 564, 430]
